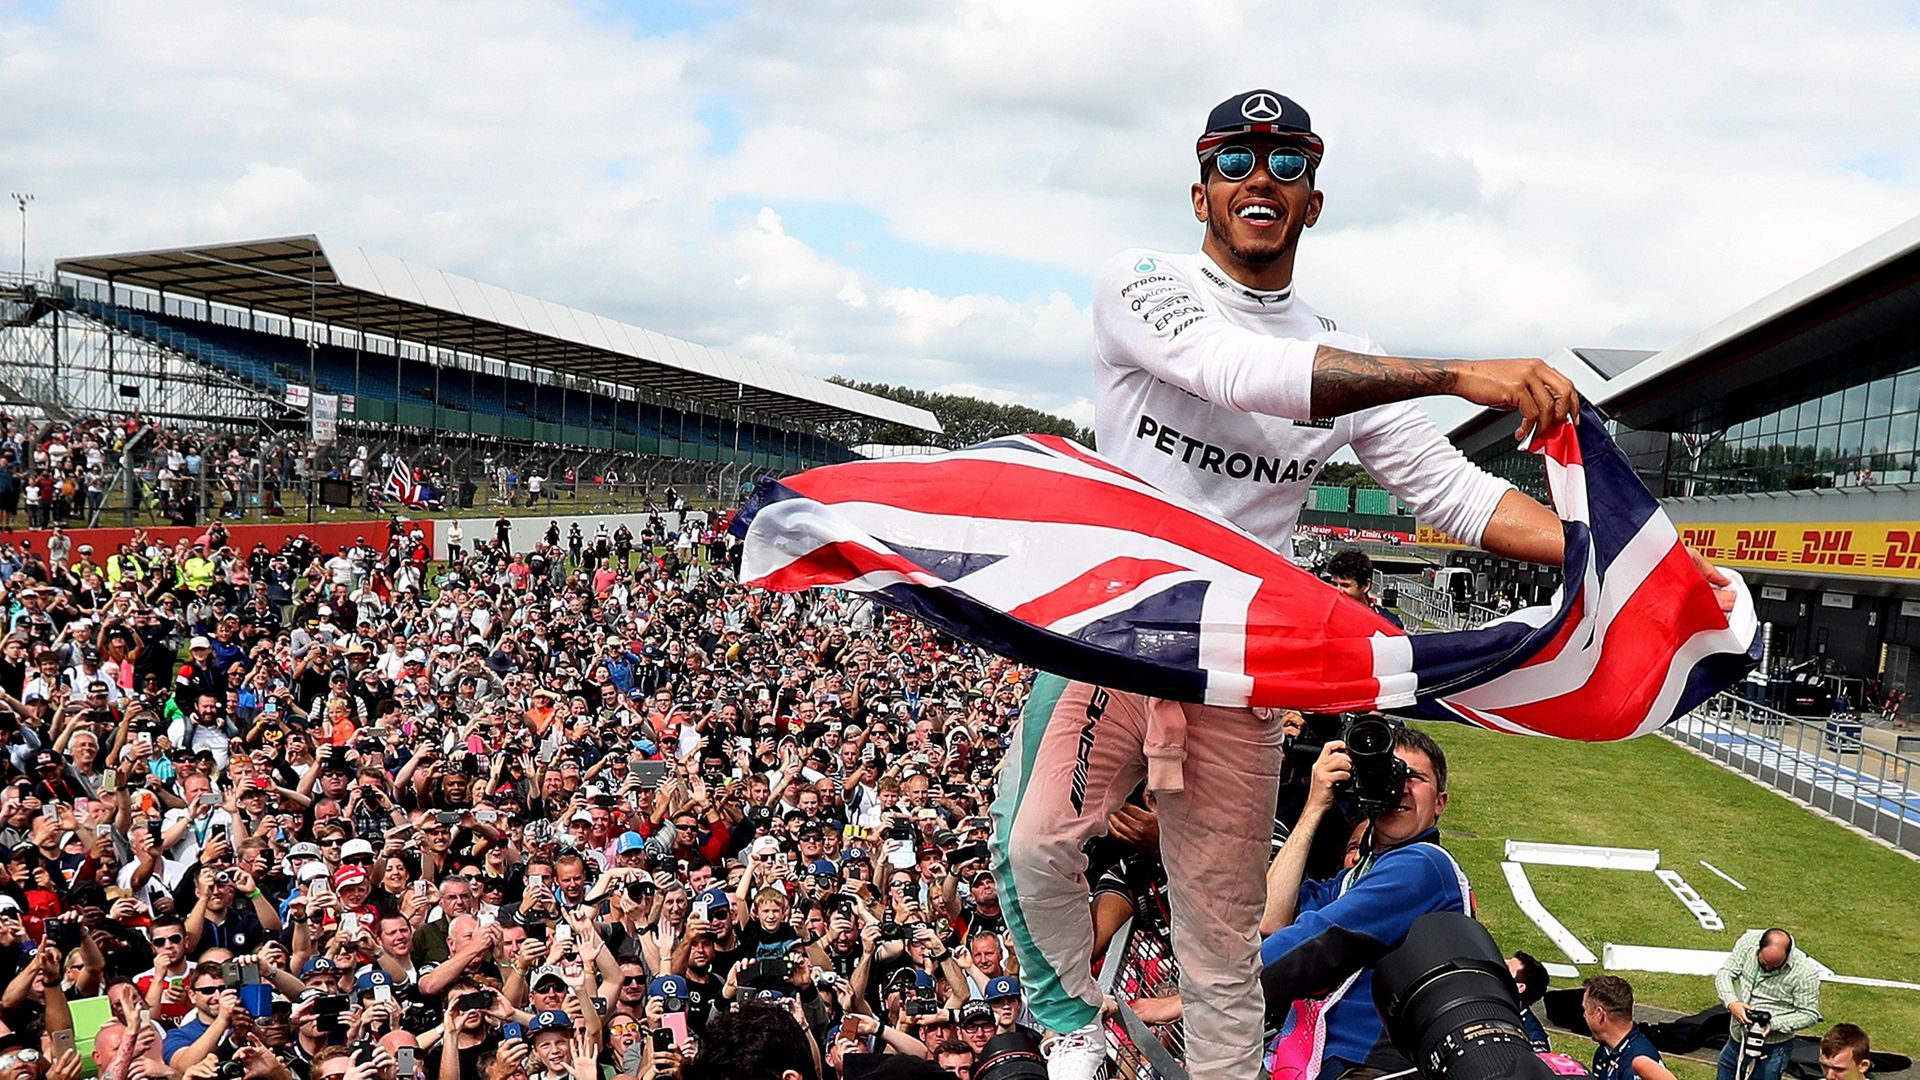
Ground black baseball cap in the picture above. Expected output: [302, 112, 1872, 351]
[1197, 89, 1323, 164]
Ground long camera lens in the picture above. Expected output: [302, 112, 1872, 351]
[1374, 912, 1560, 1080]
[1345, 714, 1396, 757]
[1343, 714, 1410, 815]
[974, 1030, 1048, 1080]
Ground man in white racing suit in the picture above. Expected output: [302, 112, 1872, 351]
[991, 88, 1733, 1079]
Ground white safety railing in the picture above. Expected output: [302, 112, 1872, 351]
[1379, 572, 1504, 631]
[1670, 692, 1919, 857]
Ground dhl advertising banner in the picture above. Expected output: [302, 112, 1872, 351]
[1674, 520, 1920, 581]
[1410, 518, 1920, 581]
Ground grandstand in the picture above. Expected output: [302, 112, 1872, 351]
[0, 234, 939, 504]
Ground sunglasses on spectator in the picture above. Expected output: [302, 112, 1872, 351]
[150, 933, 184, 946]
[609, 1021, 640, 1035]
[1206, 144, 1311, 183]
[0, 1051, 41, 1070]
[194, 983, 225, 994]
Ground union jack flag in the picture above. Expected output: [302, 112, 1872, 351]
[384, 457, 422, 507]
[732, 404, 1760, 740]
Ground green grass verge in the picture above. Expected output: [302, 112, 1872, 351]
[1420, 722, 1919, 1056]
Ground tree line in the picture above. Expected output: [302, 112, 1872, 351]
[822, 378, 1095, 450]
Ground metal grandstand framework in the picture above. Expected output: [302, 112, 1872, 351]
[51, 234, 938, 431]
[1, 278, 279, 425]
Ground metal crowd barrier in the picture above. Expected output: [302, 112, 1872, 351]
[1668, 691, 1920, 856]
[1379, 573, 1504, 631]
[1099, 913, 1188, 1080]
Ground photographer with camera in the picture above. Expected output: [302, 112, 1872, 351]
[184, 860, 280, 958]
[1713, 929, 1822, 1080]
[1257, 720, 1470, 1080]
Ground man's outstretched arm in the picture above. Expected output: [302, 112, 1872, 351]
[1093, 252, 1578, 441]
[1310, 349, 1578, 446]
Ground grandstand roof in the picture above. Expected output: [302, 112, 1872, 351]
[54, 235, 941, 433]
[1451, 210, 1920, 445]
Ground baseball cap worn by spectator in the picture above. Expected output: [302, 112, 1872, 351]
[530, 965, 569, 991]
[985, 975, 1023, 1001]
[647, 974, 688, 1006]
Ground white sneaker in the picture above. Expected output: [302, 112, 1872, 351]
[1041, 1017, 1110, 1080]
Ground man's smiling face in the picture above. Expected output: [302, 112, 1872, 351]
[1192, 137, 1322, 271]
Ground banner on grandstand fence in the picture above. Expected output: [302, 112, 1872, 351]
[312, 392, 339, 445]
[732, 403, 1762, 742]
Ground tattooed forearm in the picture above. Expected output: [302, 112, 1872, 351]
[1310, 346, 1458, 419]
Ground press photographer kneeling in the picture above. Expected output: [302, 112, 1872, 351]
[1258, 716, 1472, 1080]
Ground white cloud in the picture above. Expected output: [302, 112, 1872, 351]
[4, 0, 1920, 432]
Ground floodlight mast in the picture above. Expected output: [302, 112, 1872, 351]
[8, 192, 31, 281]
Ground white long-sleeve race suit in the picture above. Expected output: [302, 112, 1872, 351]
[992, 248, 1512, 1077]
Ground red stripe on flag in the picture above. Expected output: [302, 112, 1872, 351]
[1513, 581, 1588, 670]
[1458, 543, 1726, 740]
[1236, 575, 1398, 710]
[752, 540, 933, 594]
[1533, 420, 1585, 470]
[1006, 557, 1192, 627]
[782, 456, 1285, 571]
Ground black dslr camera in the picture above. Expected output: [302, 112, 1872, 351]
[1287, 713, 1411, 817]
[1736, 1009, 1774, 1077]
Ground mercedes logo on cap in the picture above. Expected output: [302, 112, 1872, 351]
[1241, 92, 1284, 122]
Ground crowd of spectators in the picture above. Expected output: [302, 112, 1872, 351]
[0, 412, 317, 529]
[0, 504, 1079, 1080]
[0, 408, 749, 551]
[0, 414, 699, 532]
[0, 413, 1895, 1080]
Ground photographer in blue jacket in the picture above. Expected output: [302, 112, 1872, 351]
[1257, 722, 1472, 1080]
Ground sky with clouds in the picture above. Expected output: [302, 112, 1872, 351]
[4, 0, 1920, 435]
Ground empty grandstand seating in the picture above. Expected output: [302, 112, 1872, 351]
[65, 297, 852, 472]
